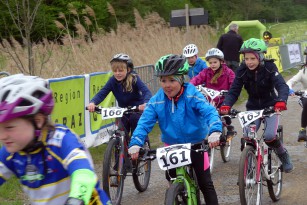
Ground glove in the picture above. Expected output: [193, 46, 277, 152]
[64, 197, 84, 205]
[128, 145, 141, 155]
[208, 132, 222, 143]
[219, 105, 231, 115]
[289, 89, 294, 96]
[274, 101, 287, 111]
[128, 145, 141, 160]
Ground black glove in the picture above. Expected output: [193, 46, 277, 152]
[64, 197, 85, 205]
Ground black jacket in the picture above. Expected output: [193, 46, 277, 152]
[217, 30, 243, 62]
[223, 60, 289, 110]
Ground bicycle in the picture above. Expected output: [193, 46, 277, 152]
[150, 141, 211, 205]
[196, 85, 237, 172]
[87, 106, 153, 205]
[235, 107, 283, 205]
[293, 90, 307, 147]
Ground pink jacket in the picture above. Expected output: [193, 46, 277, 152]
[190, 63, 235, 107]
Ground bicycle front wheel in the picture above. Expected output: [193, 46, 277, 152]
[102, 138, 125, 205]
[165, 183, 188, 205]
[267, 126, 283, 201]
[239, 145, 262, 205]
[220, 125, 232, 162]
[133, 141, 152, 192]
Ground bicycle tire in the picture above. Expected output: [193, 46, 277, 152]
[239, 145, 262, 205]
[191, 168, 201, 205]
[267, 125, 283, 201]
[133, 140, 152, 192]
[165, 183, 188, 205]
[220, 125, 231, 162]
[102, 138, 125, 205]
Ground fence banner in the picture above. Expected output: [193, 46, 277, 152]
[48, 72, 116, 148]
[287, 44, 302, 64]
[265, 46, 283, 72]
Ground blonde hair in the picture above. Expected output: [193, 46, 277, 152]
[210, 68, 223, 84]
[111, 61, 136, 92]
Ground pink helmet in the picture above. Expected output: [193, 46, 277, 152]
[0, 74, 54, 122]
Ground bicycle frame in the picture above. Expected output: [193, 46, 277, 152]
[169, 166, 199, 204]
[242, 117, 281, 185]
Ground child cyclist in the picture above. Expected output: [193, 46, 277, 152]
[128, 54, 222, 205]
[190, 48, 236, 140]
[287, 47, 307, 142]
[0, 74, 111, 205]
[220, 38, 294, 173]
[182, 44, 208, 79]
[87, 53, 152, 139]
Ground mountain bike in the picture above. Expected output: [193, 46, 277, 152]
[294, 90, 307, 147]
[196, 85, 237, 172]
[87, 106, 153, 205]
[152, 141, 210, 205]
[235, 107, 283, 205]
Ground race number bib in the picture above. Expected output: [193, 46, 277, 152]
[196, 86, 220, 100]
[156, 143, 192, 170]
[202, 87, 220, 100]
[237, 110, 263, 128]
[100, 107, 127, 120]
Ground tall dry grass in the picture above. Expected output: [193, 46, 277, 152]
[0, 8, 217, 78]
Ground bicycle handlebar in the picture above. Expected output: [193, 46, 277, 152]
[85, 106, 139, 114]
[294, 90, 306, 97]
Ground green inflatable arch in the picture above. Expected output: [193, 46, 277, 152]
[225, 20, 266, 40]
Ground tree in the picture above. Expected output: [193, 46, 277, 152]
[1, 0, 42, 75]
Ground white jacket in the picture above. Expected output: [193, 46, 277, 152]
[287, 68, 307, 91]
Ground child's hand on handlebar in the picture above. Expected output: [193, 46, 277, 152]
[208, 132, 221, 148]
[87, 103, 96, 112]
[138, 103, 146, 111]
[219, 105, 231, 115]
[128, 145, 141, 160]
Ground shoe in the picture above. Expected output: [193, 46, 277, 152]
[277, 150, 294, 173]
[226, 125, 236, 142]
[297, 128, 307, 142]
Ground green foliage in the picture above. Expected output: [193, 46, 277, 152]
[1, 0, 307, 42]
[0, 176, 24, 204]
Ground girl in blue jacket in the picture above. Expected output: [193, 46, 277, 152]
[128, 54, 222, 205]
[87, 53, 152, 139]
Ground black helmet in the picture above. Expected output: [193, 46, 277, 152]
[155, 54, 189, 76]
[110, 53, 134, 70]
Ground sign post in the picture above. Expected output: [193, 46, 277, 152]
[170, 4, 209, 43]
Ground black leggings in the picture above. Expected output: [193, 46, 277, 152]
[301, 97, 307, 128]
[165, 145, 218, 205]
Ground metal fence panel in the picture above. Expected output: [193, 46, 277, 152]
[134, 64, 159, 95]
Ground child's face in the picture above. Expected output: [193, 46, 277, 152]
[208, 58, 221, 71]
[0, 118, 35, 153]
[111, 62, 129, 81]
[160, 76, 181, 98]
[187, 56, 197, 65]
[244, 53, 260, 70]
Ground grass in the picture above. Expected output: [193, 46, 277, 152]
[265, 20, 307, 43]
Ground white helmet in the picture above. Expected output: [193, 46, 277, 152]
[183, 44, 198, 57]
[205, 48, 224, 61]
[0, 74, 54, 122]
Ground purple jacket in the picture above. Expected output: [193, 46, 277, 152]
[190, 64, 235, 107]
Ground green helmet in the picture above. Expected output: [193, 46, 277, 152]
[240, 38, 267, 53]
[155, 54, 189, 76]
